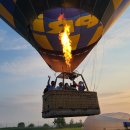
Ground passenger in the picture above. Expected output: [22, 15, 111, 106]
[71, 81, 77, 90]
[56, 82, 63, 90]
[44, 85, 48, 94]
[78, 81, 85, 92]
[64, 83, 70, 90]
[47, 76, 56, 90]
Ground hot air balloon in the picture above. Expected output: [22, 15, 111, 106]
[0, 0, 130, 118]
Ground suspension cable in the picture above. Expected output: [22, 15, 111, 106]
[89, 48, 96, 91]
[81, 52, 93, 75]
[95, 41, 105, 90]
[92, 46, 97, 91]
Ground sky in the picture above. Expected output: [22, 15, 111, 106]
[0, 6, 130, 128]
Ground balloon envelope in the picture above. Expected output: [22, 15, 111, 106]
[0, 0, 130, 72]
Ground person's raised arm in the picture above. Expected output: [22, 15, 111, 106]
[73, 80, 78, 86]
[47, 76, 51, 86]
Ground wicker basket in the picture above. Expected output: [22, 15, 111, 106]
[42, 90, 100, 118]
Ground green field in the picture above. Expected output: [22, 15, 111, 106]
[0, 127, 81, 130]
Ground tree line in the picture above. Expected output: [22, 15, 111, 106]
[17, 117, 83, 128]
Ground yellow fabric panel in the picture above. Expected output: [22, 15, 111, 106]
[112, 0, 123, 9]
[32, 19, 44, 32]
[48, 20, 74, 34]
[87, 25, 103, 46]
[38, 14, 43, 19]
[0, 4, 15, 27]
[75, 15, 99, 28]
[70, 34, 80, 50]
[33, 33, 53, 50]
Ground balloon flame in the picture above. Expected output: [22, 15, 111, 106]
[59, 24, 72, 67]
[58, 13, 64, 21]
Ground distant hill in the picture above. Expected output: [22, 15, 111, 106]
[101, 112, 130, 120]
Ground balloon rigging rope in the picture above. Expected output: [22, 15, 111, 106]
[46, 0, 50, 9]
[93, 43, 105, 91]
[91, 0, 109, 91]
[81, 51, 93, 75]
[90, 48, 96, 91]
[14, 4, 28, 25]
[80, 43, 104, 91]
[93, 0, 98, 12]
[79, 52, 90, 90]
[29, 0, 38, 19]
[92, 46, 97, 91]
[54, 72, 57, 78]
[101, 0, 111, 22]
[95, 41, 105, 91]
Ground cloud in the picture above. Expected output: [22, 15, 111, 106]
[0, 28, 31, 50]
[99, 92, 122, 98]
[0, 94, 40, 104]
[0, 55, 51, 77]
[0, 29, 6, 42]
[3, 37, 30, 50]
[0, 37, 30, 50]
[100, 18, 130, 50]
[98, 89, 130, 113]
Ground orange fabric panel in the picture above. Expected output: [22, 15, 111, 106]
[0, 4, 15, 27]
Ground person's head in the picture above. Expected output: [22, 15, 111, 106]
[79, 81, 84, 86]
[51, 81, 56, 86]
[65, 83, 69, 87]
[59, 82, 63, 87]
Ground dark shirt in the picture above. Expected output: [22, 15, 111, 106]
[44, 87, 48, 94]
[48, 85, 55, 90]
[78, 85, 85, 92]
